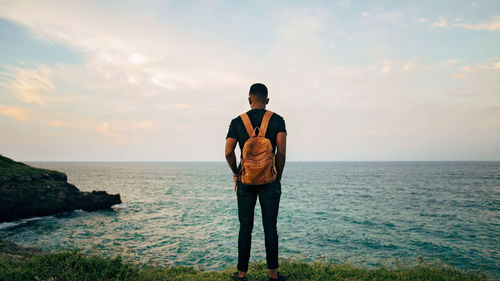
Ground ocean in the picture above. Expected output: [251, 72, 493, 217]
[1, 162, 498, 277]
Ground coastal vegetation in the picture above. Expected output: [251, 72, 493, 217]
[0, 240, 490, 281]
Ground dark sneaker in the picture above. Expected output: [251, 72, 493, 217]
[269, 272, 287, 281]
[232, 272, 248, 281]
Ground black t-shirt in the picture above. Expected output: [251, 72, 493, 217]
[226, 108, 287, 152]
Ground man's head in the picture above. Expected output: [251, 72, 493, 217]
[248, 83, 269, 107]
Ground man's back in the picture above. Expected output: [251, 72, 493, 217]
[226, 108, 286, 152]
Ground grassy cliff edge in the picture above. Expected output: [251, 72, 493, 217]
[0, 241, 490, 281]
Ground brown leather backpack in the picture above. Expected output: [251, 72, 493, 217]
[239, 110, 277, 185]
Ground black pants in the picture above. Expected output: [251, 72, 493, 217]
[236, 179, 281, 272]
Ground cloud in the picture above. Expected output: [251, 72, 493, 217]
[0, 64, 53, 105]
[380, 61, 391, 73]
[0, 0, 248, 94]
[129, 53, 148, 65]
[427, 15, 500, 32]
[403, 58, 418, 71]
[439, 59, 459, 66]
[451, 73, 469, 80]
[130, 121, 157, 131]
[417, 18, 428, 23]
[431, 17, 448, 28]
[461, 66, 472, 72]
[450, 58, 500, 79]
[96, 122, 127, 143]
[0, 104, 30, 121]
[455, 16, 500, 31]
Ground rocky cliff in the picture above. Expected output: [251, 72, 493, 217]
[0, 155, 121, 222]
[0, 238, 42, 259]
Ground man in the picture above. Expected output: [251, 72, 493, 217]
[225, 83, 287, 281]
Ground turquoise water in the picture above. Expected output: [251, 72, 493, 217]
[1, 162, 499, 277]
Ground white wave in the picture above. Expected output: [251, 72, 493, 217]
[0, 216, 48, 230]
[0, 222, 20, 230]
[111, 203, 126, 209]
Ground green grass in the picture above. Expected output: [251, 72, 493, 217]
[0, 251, 491, 281]
[0, 154, 61, 179]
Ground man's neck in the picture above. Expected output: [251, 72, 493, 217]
[250, 104, 266, 110]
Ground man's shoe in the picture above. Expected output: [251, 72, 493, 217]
[269, 272, 287, 281]
[232, 272, 248, 281]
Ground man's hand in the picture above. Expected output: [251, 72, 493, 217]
[225, 138, 239, 191]
[275, 132, 287, 181]
[233, 174, 238, 192]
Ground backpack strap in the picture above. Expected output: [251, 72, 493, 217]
[259, 110, 274, 137]
[240, 113, 254, 137]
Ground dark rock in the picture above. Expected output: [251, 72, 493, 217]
[0, 238, 42, 259]
[14, 175, 32, 182]
[0, 154, 121, 222]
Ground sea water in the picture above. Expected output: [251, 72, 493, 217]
[1, 162, 498, 277]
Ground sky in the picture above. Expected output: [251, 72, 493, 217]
[0, 0, 499, 161]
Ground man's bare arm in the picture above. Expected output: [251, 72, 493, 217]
[225, 138, 238, 175]
[275, 132, 287, 181]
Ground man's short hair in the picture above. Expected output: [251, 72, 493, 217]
[249, 83, 268, 102]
